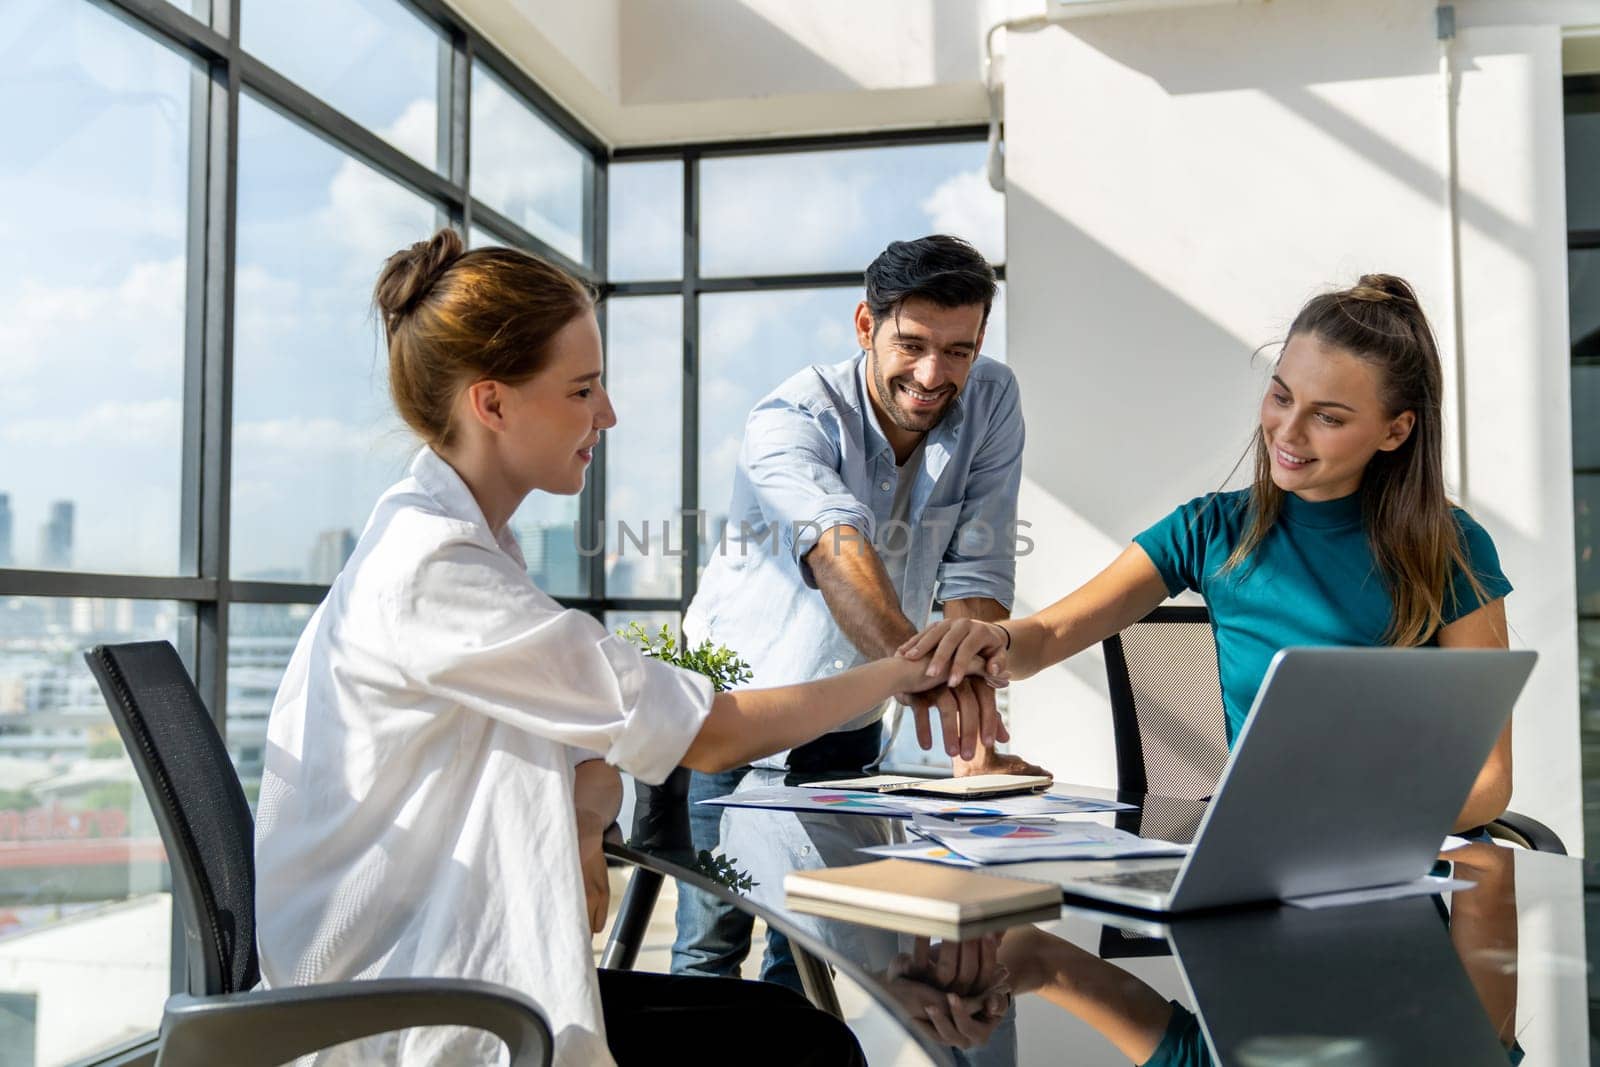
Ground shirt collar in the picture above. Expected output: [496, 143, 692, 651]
[1279, 488, 1364, 530]
[409, 447, 528, 565]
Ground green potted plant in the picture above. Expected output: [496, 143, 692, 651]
[619, 623, 758, 893]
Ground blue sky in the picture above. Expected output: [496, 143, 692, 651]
[5, 0, 1005, 582]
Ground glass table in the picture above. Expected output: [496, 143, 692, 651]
[608, 769, 1589, 1066]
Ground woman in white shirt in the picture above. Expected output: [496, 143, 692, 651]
[254, 229, 973, 1066]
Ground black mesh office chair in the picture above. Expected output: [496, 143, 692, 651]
[1102, 606, 1567, 854]
[83, 641, 554, 1067]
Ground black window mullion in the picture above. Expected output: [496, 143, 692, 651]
[681, 153, 700, 607]
[439, 28, 471, 231]
[194, 0, 240, 731]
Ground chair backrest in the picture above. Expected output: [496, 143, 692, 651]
[1101, 605, 1229, 801]
[84, 641, 259, 996]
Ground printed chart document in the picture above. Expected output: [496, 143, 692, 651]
[859, 840, 980, 868]
[909, 815, 1189, 864]
[701, 785, 1134, 821]
[784, 858, 1061, 937]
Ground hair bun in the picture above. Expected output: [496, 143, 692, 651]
[374, 228, 466, 327]
[1350, 273, 1420, 306]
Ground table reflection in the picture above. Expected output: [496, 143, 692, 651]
[631, 773, 1548, 1066]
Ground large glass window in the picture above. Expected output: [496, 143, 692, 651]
[604, 298, 684, 600]
[227, 603, 316, 805]
[241, 0, 443, 172]
[231, 95, 437, 581]
[0, 597, 177, 1065]
[10, 4, 998, 1054]
[607, 160, 683, 282]
[698, 289, 860, 549]
[1, 1, 191, 577]
[470, 63, 590, 264]
[699, 141, 1003, 277]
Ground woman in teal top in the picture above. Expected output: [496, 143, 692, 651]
[902, 272, 1516, 835]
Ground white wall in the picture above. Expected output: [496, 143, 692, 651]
[1002, 0, 1584, 850]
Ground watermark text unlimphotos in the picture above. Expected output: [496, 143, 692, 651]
[566, 511, 1035, 558]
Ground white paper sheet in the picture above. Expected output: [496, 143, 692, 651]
[699, 785, 1133, 820]
[1285, 875, 1475, 910]
[858, 840, 981, 867]
[908, 815, 1189, 864]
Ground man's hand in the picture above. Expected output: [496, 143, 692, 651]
[883, 935, 1012, 1050]
[954, 748, 1051, 779]
[903, 677, 1009, 762]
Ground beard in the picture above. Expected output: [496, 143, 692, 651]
[869, 348, 957, 433]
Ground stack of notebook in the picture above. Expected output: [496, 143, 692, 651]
[784, 858, 1061, 937]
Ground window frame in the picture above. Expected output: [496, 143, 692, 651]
[8, 3, 1001, 1048]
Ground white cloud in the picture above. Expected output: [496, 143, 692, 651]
[0, 257, 184, 379]
[920, 167, 1006, 263]
[232, 416, 379, 454]
[699, 156, 873, 275]
[468, 76, 585, 260]
[1, 398, 180, 448]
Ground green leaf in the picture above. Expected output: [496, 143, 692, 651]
[617, 622, 753, 692]
[693, 849, 759, 894]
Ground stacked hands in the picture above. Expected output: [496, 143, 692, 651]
[881, 935, 1013, 1050]
[893, 618, 1026, 774]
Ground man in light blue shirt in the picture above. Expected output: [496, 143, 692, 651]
[672, 235, 1046, 986]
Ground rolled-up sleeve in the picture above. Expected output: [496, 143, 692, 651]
[400, 539, 713, 785]
[742, 397, 875, 588]
[935, 374, 1025, 609]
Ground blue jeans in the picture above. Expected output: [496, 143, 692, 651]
[670, 766, 800, 990]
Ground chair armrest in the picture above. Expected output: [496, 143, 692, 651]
[156, 978, 553, 1067]
[1487, 810, 1567, 855]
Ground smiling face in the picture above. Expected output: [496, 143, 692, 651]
[857, 296, 986, 456]
[496, 311, 616, 496]
[1260, 332, 1416, 502]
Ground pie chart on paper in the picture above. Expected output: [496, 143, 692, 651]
[968, 823, 1054, 839]
[809, 794, 889, 810]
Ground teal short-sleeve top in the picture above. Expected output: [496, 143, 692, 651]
[1132, 489, 1512, 743]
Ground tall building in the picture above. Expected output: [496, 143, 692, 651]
[39, 500, 72, 570]
[539, 524, 582, 593]
[306, 529, 356, 584]
[0, 493, 11, 567]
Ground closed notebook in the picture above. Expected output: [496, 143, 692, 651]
[784, 859, 1060, 927]
[802, 773, 1054, 799]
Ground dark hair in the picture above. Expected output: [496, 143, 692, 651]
[862, 235, 997, 332]
[1224, 273, 1487, 645]
[373, 228, 594, 448]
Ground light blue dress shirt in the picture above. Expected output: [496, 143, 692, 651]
[684, 352, 1025, 734]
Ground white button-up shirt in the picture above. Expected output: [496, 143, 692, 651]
[255, 448, 712, 1066]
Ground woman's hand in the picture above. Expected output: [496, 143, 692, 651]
[899, 618, 1012, 690]
[884, 935, 1012, 1050]
[576, 811, 613, 935]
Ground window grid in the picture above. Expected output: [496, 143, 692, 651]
[5, 0, 1000, 1040]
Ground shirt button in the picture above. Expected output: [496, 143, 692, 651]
[880, 481, 892, 491]
[833, 659, 845, 669]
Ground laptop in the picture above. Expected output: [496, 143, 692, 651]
[1055, 646, 1535, 913]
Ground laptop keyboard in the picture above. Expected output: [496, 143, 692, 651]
[1083, 867, 1181, 892]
